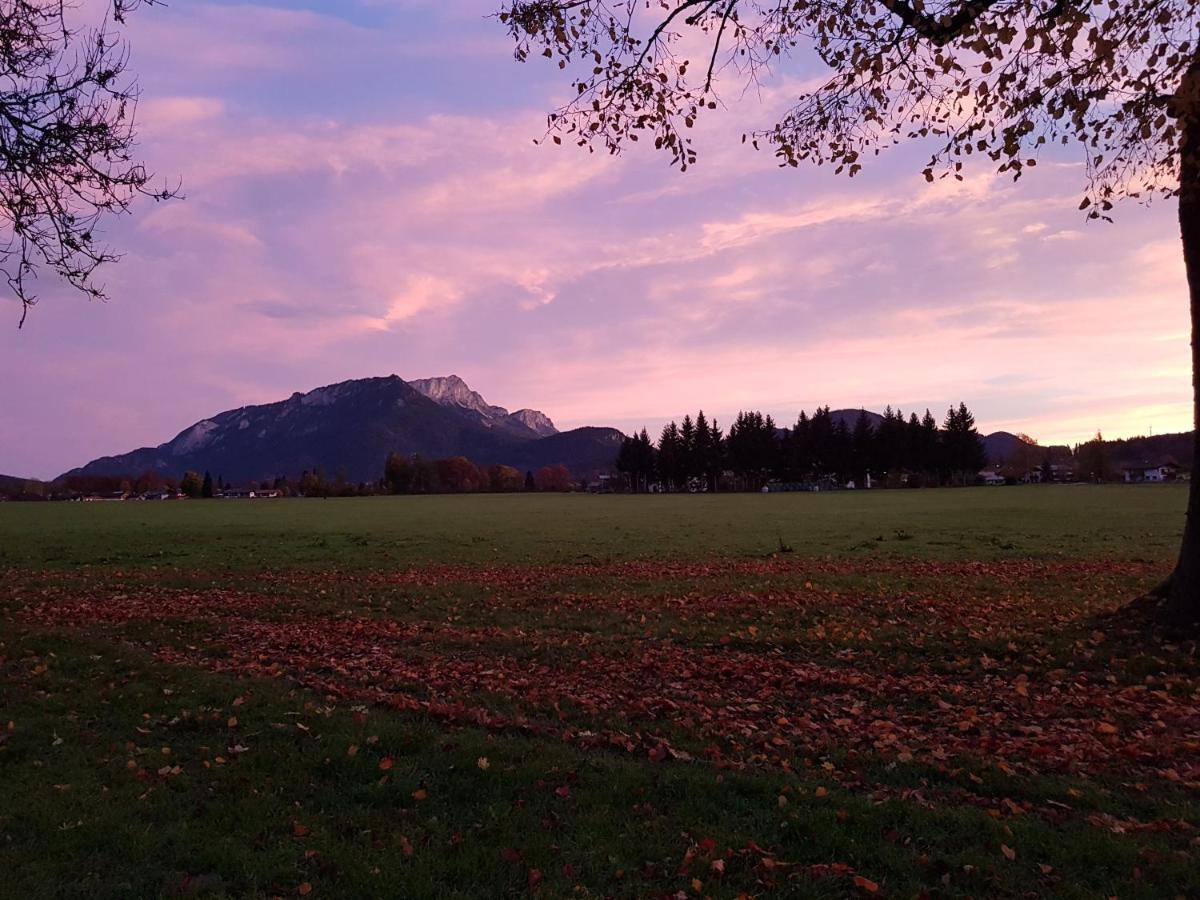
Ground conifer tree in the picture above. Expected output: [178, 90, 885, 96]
[693, 411, 712, 490]
[705, 417, 724, 491]
[679, 414, 696, 485]
[658, 421, 684, 491]
[851, 410, 874, 486]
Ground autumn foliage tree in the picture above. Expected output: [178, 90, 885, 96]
[535, 463, 572, 491]
[436, 456, 487, 493]
[2, 0, 174, 325]
[487, 463, 525, 492]
[500, 0, 1200, 624]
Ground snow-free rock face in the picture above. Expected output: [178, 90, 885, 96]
[409, 375, 558, 437]
[409, 375, 508, 421]
[63, 375, 611, 484]
[507, 408, 558, 438]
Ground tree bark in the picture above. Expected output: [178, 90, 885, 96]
[1163, 58, 1200, 626]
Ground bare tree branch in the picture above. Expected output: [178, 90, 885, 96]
[0, 0, 176, 327]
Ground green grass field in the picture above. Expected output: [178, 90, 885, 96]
[2, 487, 1197, 898]
[0, 484, 1188, 570]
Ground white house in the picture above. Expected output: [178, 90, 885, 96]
[1122, 460, 1181, 483]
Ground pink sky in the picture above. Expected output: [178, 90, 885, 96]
[0, 1, 1191, 479]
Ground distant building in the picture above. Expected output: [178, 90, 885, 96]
[1122, 460, 1182, 483]
[221, 487, 282, 499]
[1042, 464, 1077, 484]
[978, 469, 1006, 486]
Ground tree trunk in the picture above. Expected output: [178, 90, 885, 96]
[1163, 58, 1200, 627]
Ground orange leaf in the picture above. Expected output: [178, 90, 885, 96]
[412, 788, 428, 801]
[378, 757, 393, 771]
[853, 875, 879, 893]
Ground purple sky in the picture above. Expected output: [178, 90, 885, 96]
[0, 1, 1191, 479]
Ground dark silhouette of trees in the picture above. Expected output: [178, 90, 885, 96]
[657, 420, 685, 490]
[616, 427, 657, 491]
[694, 411, 722, 491]
[941, 403, 988, 484]
[1076, 432, 1113, 483]
[850, 410, 874, 487]
[384, 452, 413, 494]
[627, 401, 990, 490]
[876, 407, 908, 486]
[2, 1, 176, 325]
[499, 0, 1200, 620]
[678, 414, 695, 485]
[725, 411, 778, 490]
[201, 470, 213, 498]
[179, 470, 202, 498]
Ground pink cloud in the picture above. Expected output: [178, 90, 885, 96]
[0, 0, 1191, 479]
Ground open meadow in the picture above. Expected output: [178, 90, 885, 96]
[2, 486, 1197, 898]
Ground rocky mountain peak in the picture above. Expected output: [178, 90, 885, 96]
[409, 375, 506, 420]
[410, 376, 558, 436]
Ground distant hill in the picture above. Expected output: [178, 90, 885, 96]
[63, 376, 621, 484]
[982, 431, 1073, 467]
[829, 409, 884, 430]
[1103, 432, 1194, 470]
[0, 473, 49, 499]
[980, 430, 1193, 470]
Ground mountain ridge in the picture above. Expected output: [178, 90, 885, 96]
[62, 375, 617, 484]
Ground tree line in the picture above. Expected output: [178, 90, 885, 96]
[13, 457, 577, 501]
[382, 454, 571, 494]
[617, 404, 987, 491]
